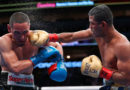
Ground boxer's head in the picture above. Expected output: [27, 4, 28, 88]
[88, 4, 113, 37]
[7, 12, 30, 46]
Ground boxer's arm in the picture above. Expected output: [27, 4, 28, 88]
[0, 37, 33, 74]
[29, 29, 93, 47]
[0, 49, 33, 74]
[57, 28, 93, 43]
[47, 42, 63, 56]
[112, 43, 130, 85]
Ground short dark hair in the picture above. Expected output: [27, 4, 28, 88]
[9, 12, 30, 28]
[88, 4, 113, 26]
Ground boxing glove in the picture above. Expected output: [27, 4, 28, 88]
[48, 61, 67, 82]
[29, 30, 49, 47]
[30, 46, 60, 66]
[29, 30, 59, 47]
[81, 55, 113, 80]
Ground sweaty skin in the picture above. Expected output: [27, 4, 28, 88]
[56, 16, 130, 86]
[0, 22, 63, 75]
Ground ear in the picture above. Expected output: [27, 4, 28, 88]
[101, 21, 107, 27]
[7, 24, 11, 33]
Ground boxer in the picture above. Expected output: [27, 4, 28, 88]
[29, 4, 130, 88]
[0, 12, 67, 90]
[81, 55, 130, 90]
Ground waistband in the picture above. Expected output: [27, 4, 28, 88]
[0, 71, 36, 89]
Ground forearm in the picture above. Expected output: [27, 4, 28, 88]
[49, 33, 74, 43]
[49, 29, 93, 43]
[57, 33, 75, 43]
[9, 60, 33, 74]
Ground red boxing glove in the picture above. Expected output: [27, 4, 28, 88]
[49, 34, 59, 42]
[100, 67, 113, 80]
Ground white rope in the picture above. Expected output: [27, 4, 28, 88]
[41, 86, 102, 90]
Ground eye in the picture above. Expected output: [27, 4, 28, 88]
[14, 31, 20, 35]
[23, 30, 28, 34]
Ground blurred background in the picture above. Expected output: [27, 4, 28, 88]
[0, 0, 130, 88]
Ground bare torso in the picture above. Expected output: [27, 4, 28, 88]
[0, 33, 62, 74]
[95, 31, 129, 71]
[0, 33, 38, 72]
[59, 28, 130, 85]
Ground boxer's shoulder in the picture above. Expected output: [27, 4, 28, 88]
[111, 35, 129, 50]
[0, 34, 12, 51]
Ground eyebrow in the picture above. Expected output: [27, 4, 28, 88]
[14, 30, 28, 34]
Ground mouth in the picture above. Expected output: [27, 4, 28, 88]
[15, 40, 25, 45]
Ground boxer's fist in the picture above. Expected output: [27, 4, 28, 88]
[81, 55, 102, 78]
[48, 61, 67, 82]
[29, 30, 49, 46]
[81, 55, 113, 80]
[30, 46, 60, 66]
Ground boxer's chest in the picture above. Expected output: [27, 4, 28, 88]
[14, 45, 38, 60]
[98, 44, 118, 69]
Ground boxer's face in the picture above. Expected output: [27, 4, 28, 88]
[11, 22, 30, 46]
[89, 16, 103, 37]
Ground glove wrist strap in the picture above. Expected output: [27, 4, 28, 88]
[100, 67, 113, 80]
[49, 34, 59, 42]
[29, 60, 35, 66]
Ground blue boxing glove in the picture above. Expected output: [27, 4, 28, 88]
[48, 61, 67, 82]
[30, 46, 60, 66]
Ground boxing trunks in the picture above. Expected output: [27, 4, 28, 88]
[99, 79, 130, 90]
[0, 71, 36, 90]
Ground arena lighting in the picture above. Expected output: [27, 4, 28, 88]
[66, 55, 71, 59]
[37, 2, 56, 8]
[34, 61, 82, 69]
[0, 1, 130, 12]
[56, 1, 94, 7]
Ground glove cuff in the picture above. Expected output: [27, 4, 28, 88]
[29, 59, 35, 66]
[49, 34, 59, 42]
[30, 56, 40, 66]
[100, 67, 113, 80]
[48, 63, 57, 75]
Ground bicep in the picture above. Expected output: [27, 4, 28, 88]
[112, 44, 130, 85]
[1, 50, 18, 69]
[0, 38, 18, 69]
[116, 44, 130, 74]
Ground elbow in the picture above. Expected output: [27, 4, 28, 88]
[11, 68, 21, 75]
[9, 65, 21, 74]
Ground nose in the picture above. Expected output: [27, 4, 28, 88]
[19, 35, 26, 41]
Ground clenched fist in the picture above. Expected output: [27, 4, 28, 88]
[81, 55, 113, 80]
[29, 30, 49, 47]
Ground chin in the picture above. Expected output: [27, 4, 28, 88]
[17, 44, 25, 47]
